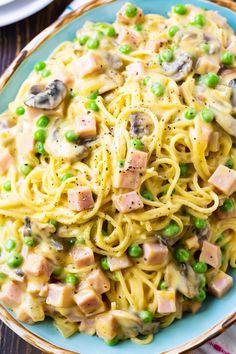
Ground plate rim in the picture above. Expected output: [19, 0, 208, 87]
[1, 0, 236, 352]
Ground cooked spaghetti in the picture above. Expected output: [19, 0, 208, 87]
[0, 2, 236, 345]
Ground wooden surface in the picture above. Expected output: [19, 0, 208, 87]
[0, 3, 71, 352]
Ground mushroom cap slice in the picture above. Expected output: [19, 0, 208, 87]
[161, 52, 193, 82]
[25, 80, 67, 110]
[111, 310, 142, 339]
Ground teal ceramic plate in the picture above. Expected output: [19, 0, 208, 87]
[1, 1, 236, 353]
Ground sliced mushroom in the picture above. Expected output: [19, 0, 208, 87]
[221, 68, 236, 111]
[203, 35, 221, 54]
[165, 262, 200, 299]
[194, 225, 210, 242]
[24, 217, 32, 237]
[161, 52, 193, 82]
[25, 80, 67, 110]
[139, 320, 160, 335]
[111, 310, 142, 339]
[50, 238, 64, 252]
[130, 112, 151, 137]
[45, 119, 89, 162]
[106, 52, 123, 70]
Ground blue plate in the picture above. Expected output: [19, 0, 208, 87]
[1, 1, 236, 353]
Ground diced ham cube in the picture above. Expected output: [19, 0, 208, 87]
[117, 3, 144, 25]
[79, 318, 96, 335]
[125, 149, 148, 172]
[200, 241, 222, 269]
[113, 191, 143, 213]
[73, 52, 104, 78]
[17, 131, 34, 158]
[0, 281, 22, 309]
[68, 186, 94, 211]
[196, 56, 220, 75]
[108, 254, 133, 271]
[185, 235, 199, 250]
[27, 280, 46, 295]
[145, 39, 166, 53]
[143, 243, 168, 265]
[207, 270, 233, 298]
[208, 165, 236, 195]
[217, 204, 236, 219]
[72, 246, 95, 268]
[46, 284, 74, 307]
[76, 114, 97, 138]
[208, 131, 220, 152]
[201, 121, 214, 147]
[126, 62, 146, 78]
[87, 269, 110, 294]
[227, 36, 236, 56]
[74, 288, 105, 315]
[117, 28, 141, 47]
[113, 169, 139, 189]
[157, 290, 176, 313]
[23, 253, 53, 278]
[95, 312, 118, 340]
[0, 149, 12, 175]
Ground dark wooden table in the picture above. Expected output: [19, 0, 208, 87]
[0, 2, 70, 352]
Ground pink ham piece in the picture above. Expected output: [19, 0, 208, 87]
[207, 270, 233, 298]
[113, 191, 144, 213]
[143, 243, 168, 265]
[199, 241, 222, 269]
[74, 287, 105, 315]
[157, 290, 176, 313]
[0, 149, 12, 175]
[73, 52, 104, 78]
[95, 312, 118, 340]
[145, 39, 166, 53]
[76, 114, 97, 138]
[117, 28, 141, 47]
[196, 56, 220, 75]
[46, 283, 74, 307]
[68, 186, 94, 212]
[208, 165, 236, 195]
[72, 246, 95, 268]
[108, 254, 133, 271]
[126, 62, 146, 78]
[208, 131, 220, 152]
[116, 3, 144, 25]
[86, 269, 110, 294]
[23, 253, 53, 278]
[17, 130, 34, 158]
[0, 281, 22, 309]
[125, 149, 148, 172]
[113, 169, 139, 189]
[227, 36, 236, 56]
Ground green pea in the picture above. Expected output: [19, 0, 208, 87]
[24, 236, 36, 247]
[162, 221, 180, 237]
[180, 163, 189, 177]
[3, 180, 11, 192]
[5, 239, 17, 252]
[35, 141, 45, 155]
[119, 44, 132, 55]
[221, 198, 235, 212]
[159, 280, 168, 290]
[0, 272, 7, 279]
[139, 310, 153, 324]
[105, 337, 119, 346]
[173, 4, 187, 15]
[36, 115, 49, 128]
[61, 173, 74, 182]
[200, 42, 210, 54]
[201, 108, 214, 123]
[141, 190, 154, 201]
[134, 24, 143, 32]
[20, 164, 33, 177]
[193, 218, 207, 229]
[16, 106, 25, 116]
[88, 90, 99, 99]
[161, 49, 174, 63]
[168, 25, 179, 37]
[203, 73, 219, 88]
[103, 26, 116, 37]
[221, 51, 234, 66]
[7, 253, 23, 268]
[216, 233, 225, 244]
[117, 160, 125, 168]
[112, 272, 119, 281]
[199, 274, 206, 288]
[100, 256, 109, 270]
[195, 288, 206, 302]
[151, 82, 165, 97]
[78, 237, 86, 244]
[128, 244, 143, 258]
[52, 266, 63, 277]
[65, 130, 78, 142]
[225, 158, 234, 169]
[34, 129, 46, 143]
[125, 3, 137, 18]
[41, 69, 51, 78]
[184, 108, 197, 120]
[175, 247, 190, 262]
[48, 219, 58, 228]
[193, 14, 206, 27]
[87, 99, 99, 112]
[34, 61, 46, 72]
[65, 273, 78, 286]
[79, 34, 89, 45]
[156, 54, 163, 64]
[193, 261, 207, 273]
[143, 76, 151, 86]
[67, 238, 77, 247]
[87, 38, 100, 49]
[129, 138, 144, 150]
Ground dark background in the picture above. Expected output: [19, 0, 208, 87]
[0, 1, 70, 352]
